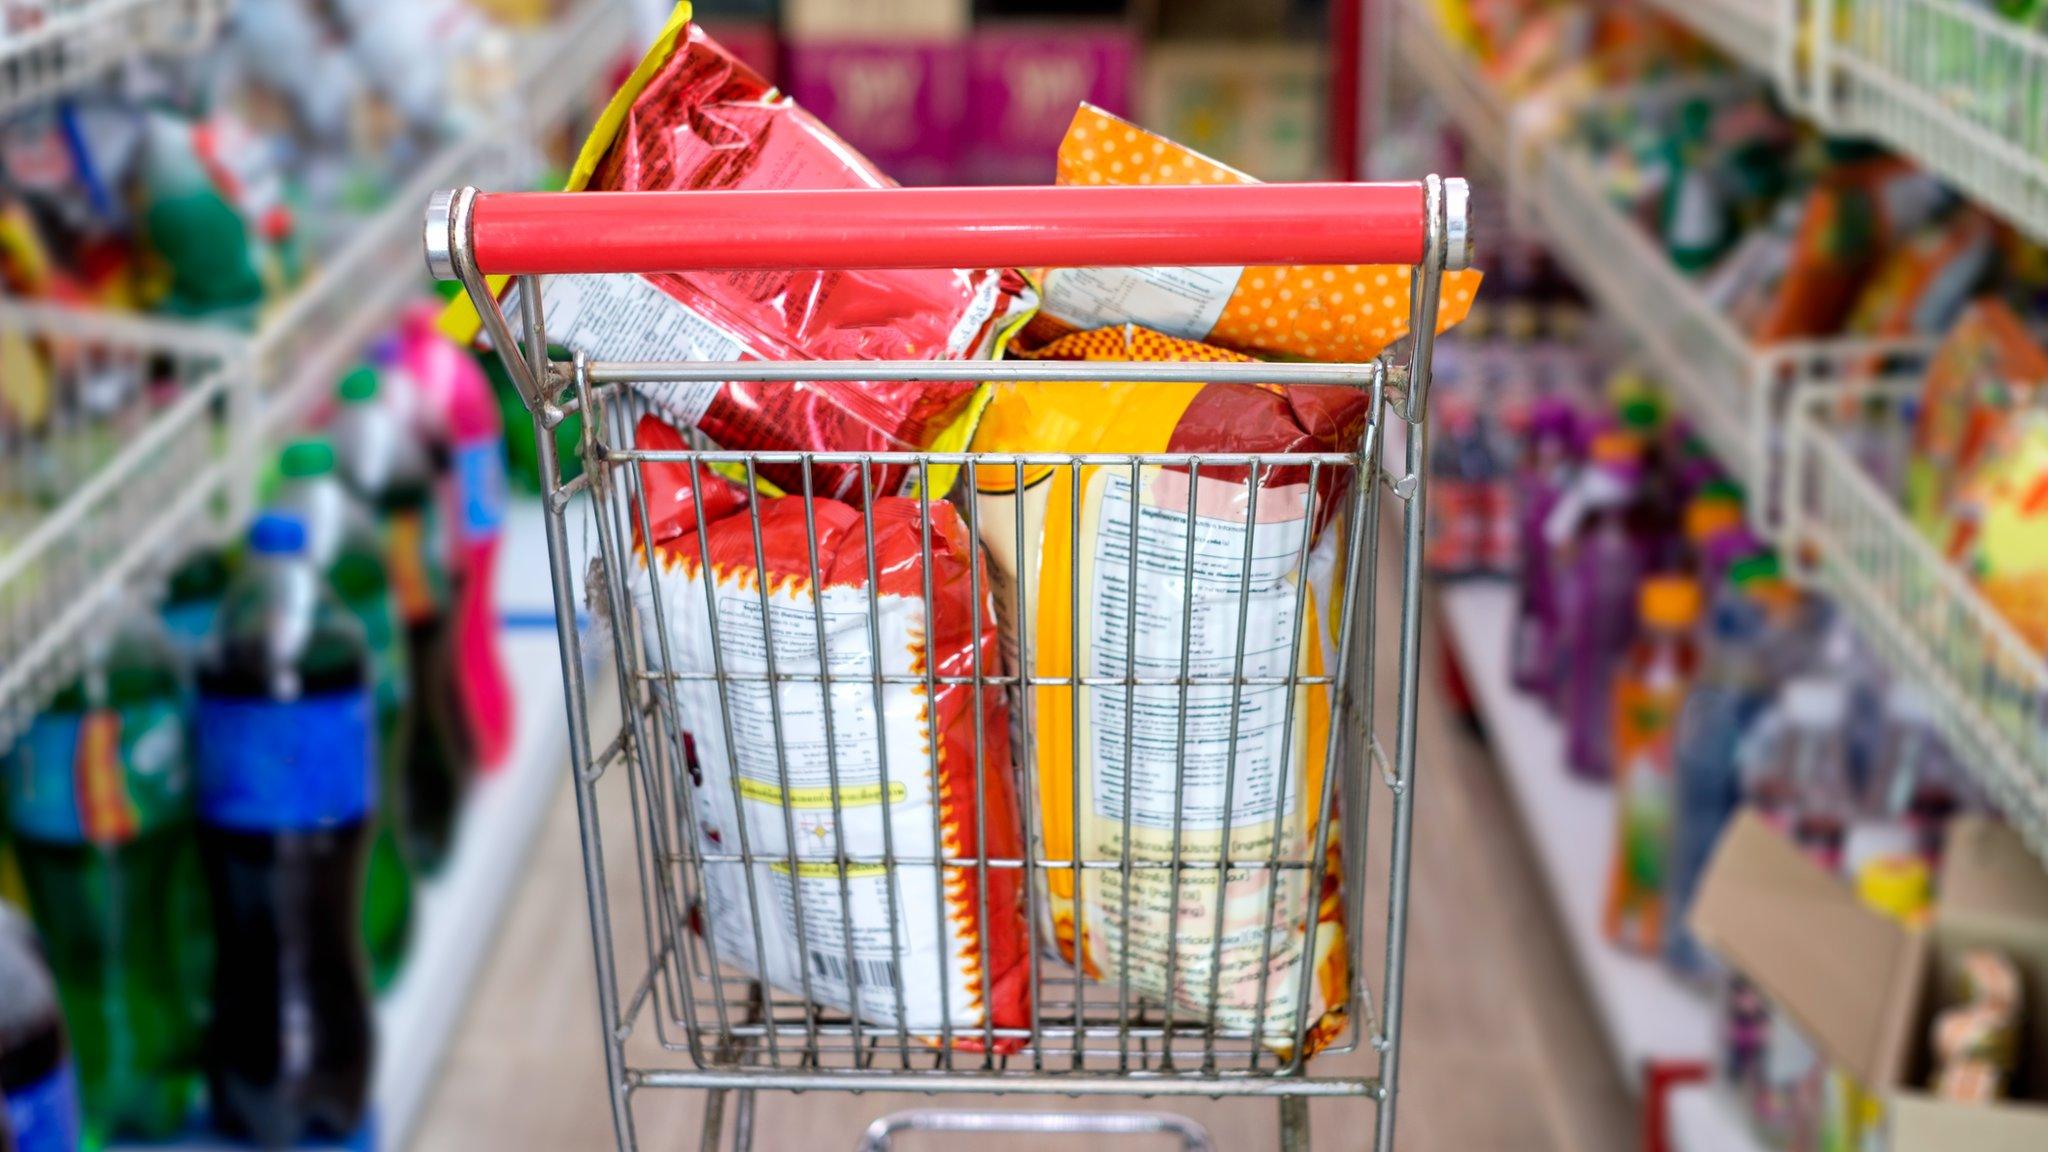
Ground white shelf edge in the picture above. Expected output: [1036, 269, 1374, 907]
[1437, 582, 1717, 1087]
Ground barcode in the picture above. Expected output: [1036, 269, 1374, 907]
[809, 950, 899, 989]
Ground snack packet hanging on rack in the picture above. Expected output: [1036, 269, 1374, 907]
[626, 414, 1031, 1046]
[968, 324, 1366, 1056]
[1020, 104, 1480, 363]
[445, 10, 1032, 502]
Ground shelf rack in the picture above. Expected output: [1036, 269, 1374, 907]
[0, 0, 225, 116]
[0, 0, 629, 742]
[1644, 0, 2048, 243]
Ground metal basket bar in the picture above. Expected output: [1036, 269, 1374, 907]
[584, 359, 1391, 388]
[432, 183, 1462, 278]
[634, 1069, 1379, 1098]
[619, 450, 1366, 468]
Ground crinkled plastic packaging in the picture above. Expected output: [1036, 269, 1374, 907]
[1023, 104, 1481, 364]
[465, 18, 1030, 501]
[628, 414, 1031, 1045]
[968, 324, 1364, 1056]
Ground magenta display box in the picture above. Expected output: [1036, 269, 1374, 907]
[782, 40, 968, 187]
[963, 24, 1136, 185]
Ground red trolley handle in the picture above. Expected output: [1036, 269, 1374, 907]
[424, 180, 1472, 279]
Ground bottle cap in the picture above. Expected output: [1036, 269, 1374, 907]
[1618, 396, 1661, 432]
[338, 366, 380, 404]
[1684, 497, 1744, 544]
[1727, 552, 1782, 587]
[249, 513, 308, 557]
[1589, 431, 1642, 467]
[278, 439, 336, 479]
[1639, 576, 1702, 629]
[1784, 677, 1849, 728]
[1855, 855, 1931, 924]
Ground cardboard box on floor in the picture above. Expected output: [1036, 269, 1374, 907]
[1691, 812, 2048, 1151]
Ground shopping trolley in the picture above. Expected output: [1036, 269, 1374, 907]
[425, 177, 1472, 1151]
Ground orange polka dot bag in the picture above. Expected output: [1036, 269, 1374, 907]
[1019, 104, 1483, 362]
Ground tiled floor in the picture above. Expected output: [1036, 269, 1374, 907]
[413, 560, 1637, 1151]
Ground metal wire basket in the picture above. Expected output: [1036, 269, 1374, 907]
[428, 177, 1471, 1151]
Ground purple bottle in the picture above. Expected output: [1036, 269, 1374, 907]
[1509, 397, 1580, 701]
[1554, 431, 1648, 780]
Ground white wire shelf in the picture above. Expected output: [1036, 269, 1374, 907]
[1784, 385, 2048, 860]
[1642, 0, 1790, 84]
[1519, 82, 1768, 485]
[0, 0, 224, 116]
[1818, 0, 2048, 243]
[1438, 582, 1719, 1087]
[0, 0, 626, 738]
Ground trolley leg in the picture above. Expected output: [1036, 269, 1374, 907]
[1279, 1096, 1311, 1152]
[533, 406, 640, 1152]
[1375, 417, 1430, 1152]
[731, 1090, 757, 1152]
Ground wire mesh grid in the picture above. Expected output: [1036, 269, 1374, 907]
[0, 303, 241, 744]
[0, 0, 223, 116]
[1783, 381, 2048, 859]
[1820, 0, 2048, 241]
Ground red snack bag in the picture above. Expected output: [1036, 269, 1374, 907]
[629, 414, 1030, 1046]
[454, 15, 1030, 501]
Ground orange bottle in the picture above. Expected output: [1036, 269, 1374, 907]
[1603, 575, 1702, 953]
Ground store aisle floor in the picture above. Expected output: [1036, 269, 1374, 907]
[414, 570, 1637, 1151]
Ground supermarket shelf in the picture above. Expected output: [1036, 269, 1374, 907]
[1784, 390, 2048, 862]
[1818, 0, 2048, 244]
[1438, 582, 1717, 1087]
[1669, 1084, 1765, 1152]
[0, 0, 621, 743]
[0, 0, 223, 117]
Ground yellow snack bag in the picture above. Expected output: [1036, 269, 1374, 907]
[970, 324, 1366, 1056]
[1022, 104, 1481, 363]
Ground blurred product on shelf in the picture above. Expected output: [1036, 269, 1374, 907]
[194, 514, 373, 1147]
[781, 0, 970, 185]
[454, 18, 1030, 502]
[625, 415, 1031, 1042]
[1928, 948, 2023, 1104]
[273, 438, 417, 990]
[1028, 105, 1480, 360]
[963, 23, 1134, 185]
[333, 364, 472, 875]
[1, 616, 202, 1144]
[1136, 42, 1327, 182]
[158, 546, 233, 666]
[392, 304, 513, 772]
[0, 903, 81, 1152]
[1552, 429, 1649, 781]
[1604, 575, 1700, 955]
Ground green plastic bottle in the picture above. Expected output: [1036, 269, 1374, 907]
[273, 439, 416, 989]
[2, 615, 202, 1143]
[332, 366, 470, 874]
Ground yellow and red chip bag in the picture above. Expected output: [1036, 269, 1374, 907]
[969, 324, 1362, 1056]
[1021, 104, 1481, 363]
[629, 414, 1031, 1046]
[450, 13, 1031, 501]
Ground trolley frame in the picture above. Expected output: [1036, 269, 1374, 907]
[427, 178, 1471, 1151]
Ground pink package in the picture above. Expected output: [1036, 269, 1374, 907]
[963, 24, 1136, 186]
[780, 39, 967, 187]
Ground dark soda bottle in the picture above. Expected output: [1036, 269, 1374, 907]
[1, 615, 202, 1142]
[333, 366, 469, 873]
[275, 439, 416, 989]
[193, 514, 373, 1145]
[0, 902, 83, 1152]
[158, 545, 232, 667]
